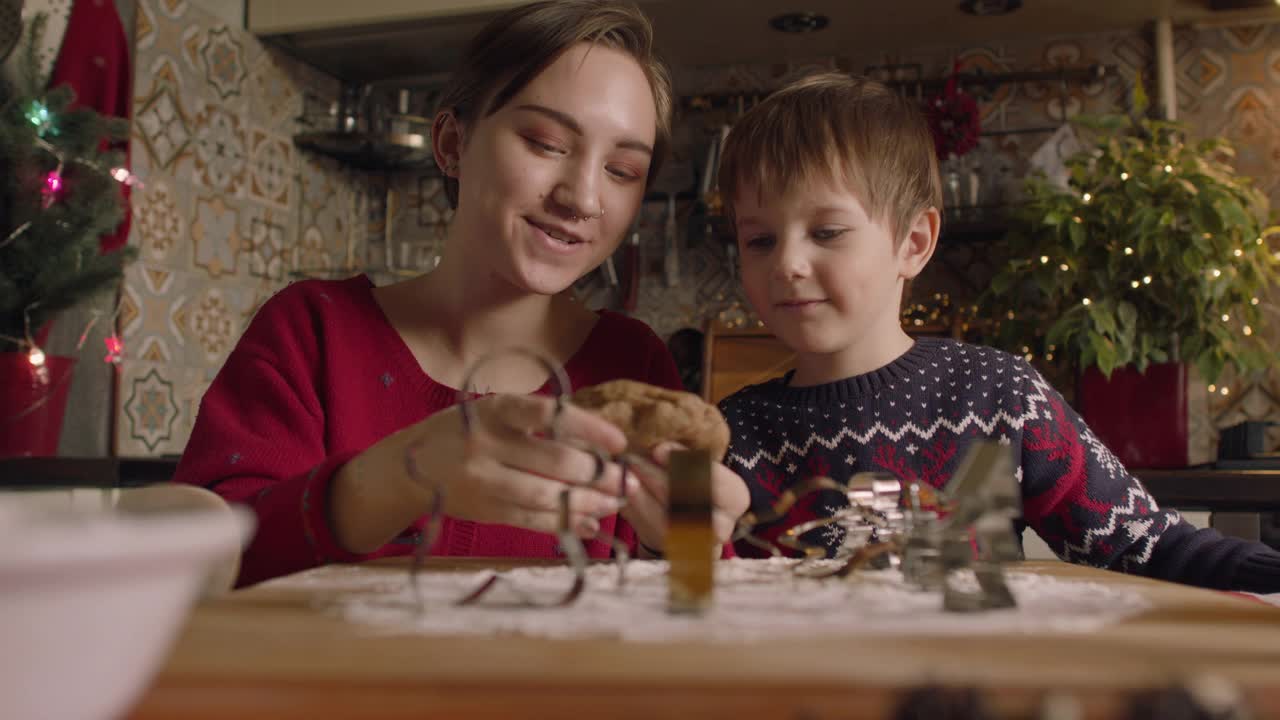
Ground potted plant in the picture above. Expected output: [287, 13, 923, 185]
[983, 89, 1279, 469]
[1, 15, 135, 456]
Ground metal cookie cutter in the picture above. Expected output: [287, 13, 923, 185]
[406, 348, 630, 610]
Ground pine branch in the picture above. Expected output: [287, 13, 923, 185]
[0, 12, 135, 350]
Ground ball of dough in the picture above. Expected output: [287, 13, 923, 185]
[570, 379, 730, 462]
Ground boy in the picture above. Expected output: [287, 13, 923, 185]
[715, 73, 1280, 592]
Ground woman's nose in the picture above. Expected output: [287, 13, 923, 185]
[550, 158, 603, 221]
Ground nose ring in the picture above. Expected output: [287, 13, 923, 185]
[571, 207, 605, 221]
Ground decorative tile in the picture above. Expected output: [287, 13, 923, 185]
[247, 211, 289, 281]
[118, 282, 143, 338]
[156, 0, 188, 20]
[191, 195, 242, 278]
[248, 128, 293, 209]
[121, 364, 179, 453]
[1197, 48, 1228, 96]
[133, 179, 184, 264]
[191, 99, 248, 196]
[1223, 23, 1270, 52]
[197, 26, 247, 101]
[134, 84, 192, 172]
[955, 48, 1016, 127]
[248, 50, 301, 130]
[137, 335, 174, 365]
[188, 285, 238, 365]
[294, 226, 332, 276]
[135, 0, 157, 52]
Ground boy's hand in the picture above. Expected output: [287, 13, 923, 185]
[621, 441, 750, 555]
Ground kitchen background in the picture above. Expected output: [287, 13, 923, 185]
[38, 0, 1280, 463]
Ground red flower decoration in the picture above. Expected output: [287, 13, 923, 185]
[925, 64, 982, 160]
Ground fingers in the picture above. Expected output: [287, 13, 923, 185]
[481, 394, 627, 455]
[461, 455, 625, 538]
[492, 434, 631, 496]
[625, 451, 670, 508]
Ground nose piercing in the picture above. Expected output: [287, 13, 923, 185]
[571, 208, 605, 221]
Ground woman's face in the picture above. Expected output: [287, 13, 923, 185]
[449, 42, 657, 297]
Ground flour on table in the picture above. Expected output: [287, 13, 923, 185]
[272, 558, 1151, 643]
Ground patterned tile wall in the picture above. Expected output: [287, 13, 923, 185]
[114, 15, 1280, 459]
[115, 0, 365, 455]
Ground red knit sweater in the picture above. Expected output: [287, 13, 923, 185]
[172, 275, 684, 586]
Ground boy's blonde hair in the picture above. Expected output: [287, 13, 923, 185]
[435, 0, 673, 209]
[718, 73, 943, 244]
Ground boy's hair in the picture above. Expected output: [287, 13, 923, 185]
[435, 0, 673, 209]
[718, 73, 943, 244]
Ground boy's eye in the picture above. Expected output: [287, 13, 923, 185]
[812, 227, 848, 241]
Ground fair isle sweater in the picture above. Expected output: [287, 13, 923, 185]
[720, 337, 1280, 592]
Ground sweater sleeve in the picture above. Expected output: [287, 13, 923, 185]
[171, 288, 365, 587]
[1015, 361, 1280, 591]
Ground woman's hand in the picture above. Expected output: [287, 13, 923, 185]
[621, 441, 750, 555]
[331, 393, 635, 553]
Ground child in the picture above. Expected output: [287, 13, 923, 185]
[715, 73, 1280, 592]
[174, 0, 748, 587]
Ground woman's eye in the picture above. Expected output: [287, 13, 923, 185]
[743, 234, 774, 250]
[525, 136, 565, 154]
[606, 164, 643, 181]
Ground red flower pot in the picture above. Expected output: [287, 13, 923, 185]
[0, 352, 76, 458]
[1077, 363, 1188, 469]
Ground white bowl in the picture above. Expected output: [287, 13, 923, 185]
[0, 499, 253, 720]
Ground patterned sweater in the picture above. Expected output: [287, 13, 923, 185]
[720, 337, 1280, 592]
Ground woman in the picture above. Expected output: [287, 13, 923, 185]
[174, 0, 749, 587]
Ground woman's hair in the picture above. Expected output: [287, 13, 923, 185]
[435, 0, 673, 208]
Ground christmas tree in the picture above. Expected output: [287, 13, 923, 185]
[0, 12, 135, 354]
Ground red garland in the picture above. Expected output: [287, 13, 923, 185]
[925, 64, 982, 160]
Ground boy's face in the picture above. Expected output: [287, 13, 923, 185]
[733, 175, 917, 359]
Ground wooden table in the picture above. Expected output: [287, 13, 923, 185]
[126, 559, 1280, 720]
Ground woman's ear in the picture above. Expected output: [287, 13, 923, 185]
[898, 206, 940, 280]
[432, 110, 466, 178]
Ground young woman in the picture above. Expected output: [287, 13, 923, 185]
[174, 0, 749, 587]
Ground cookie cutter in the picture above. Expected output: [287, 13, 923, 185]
[407, 348, 633, 610]
[731, 441, 1023, 611]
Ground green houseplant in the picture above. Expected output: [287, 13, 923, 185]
[983, 90, 1279, 467]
